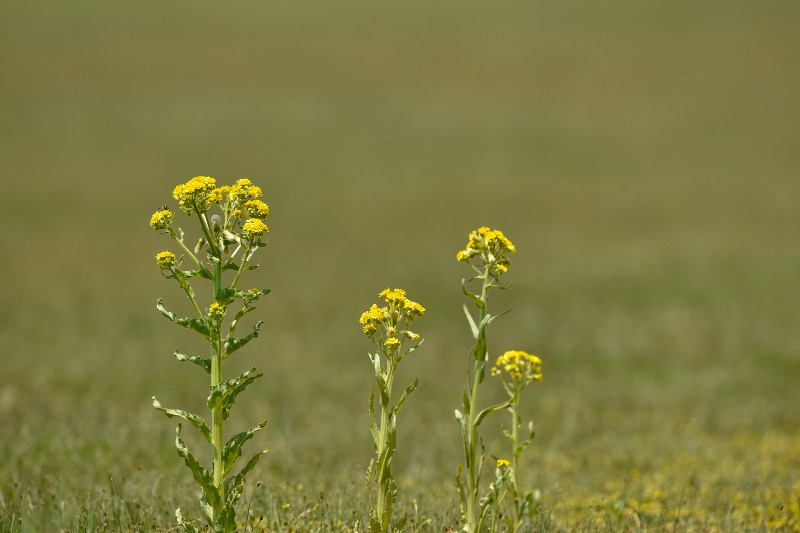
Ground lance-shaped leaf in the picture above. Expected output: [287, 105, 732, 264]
[173, 350, 211, 374]
[369, 389, 379, 451]
[207, 367, 263, 420]
[153, 397, 212, 443]
[463, 304, 480, 340]
[475, 399, 513, 428]
[183, 266, 213, 280]
[222, 321, 264, 360]
[156, 299, 210, 339]
[392, 378, 418, 417]
[222, 418, 268, 477]
[455, 463, 467, 508]
[174, 425, 220, 510]
[461, 279, 485, 309]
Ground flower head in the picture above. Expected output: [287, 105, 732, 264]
[456, 226, 516, 277]
[208, 302, 226, 321]
[209, 185, 232, 204]
[150, 208, 174, 231]
[359, 289, 425, 355]
[496, 458, 510, 469]
[243, 199, 270, 219]
[491, 350, 542, 385]
[155, 251, 177, 269]
[242, 218, 269, 237]
[231, 178, 263, 204]
[172, 176, 217, 214]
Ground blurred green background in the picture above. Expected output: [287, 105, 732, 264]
[1, 0, 799, 529]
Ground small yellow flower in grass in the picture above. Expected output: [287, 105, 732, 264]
[243, 199, 269, 219]
[242, 218, 269, 236]
[150, 208, 174, 231]
[155, 251, 176, 269]
[496, 458, 510, 468]
[172, 176, 216, 214]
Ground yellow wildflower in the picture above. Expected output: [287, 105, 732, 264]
[209, 185, 231, 204]
[155, 251, 176, 269]
[242, 218, 269, 236]
[231, 178, 263, 203]
[172, 176, 216, 214]
[493, 350, 543, 383]
[243, 199, 270, 219]
[384, 337, 400, 349]
[404, 299, 426, 318]
[379, 288, 407, 304]
[496, 458, 510, 468]
[456, 225, 516, 275]
[150, 208, 174, 231]
[208, 302, 226, 320]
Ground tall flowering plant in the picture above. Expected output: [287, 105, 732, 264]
[150, 176, 270, 532]
[359, 288, 425, 533]
[453, 227, 542, 532]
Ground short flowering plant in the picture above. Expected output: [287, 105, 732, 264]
[453, 226, 542, 532]
[359, 288, 425, 533]
[150, 176, 270, 532]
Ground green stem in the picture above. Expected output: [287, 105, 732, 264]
[510, 394, 521, 532]
[230, 244, 250, 290]
[375, 359, 395, 533]
[211, 254, 225, 525]
[464, 267, 492, 531]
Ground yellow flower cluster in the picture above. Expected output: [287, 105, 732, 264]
[149, 208, 174, 231]
[243, 199, 269, 219]
[208, 302, 226, 320]
[496, 458, 511, 468]
[491, 350, 542, 383]
[359, 288, 425, 353]
[242, 218, 269, 236]
[155, 251, 176, 269]
[456, 226, 516, 275]
[172, 176, 217, 214]
[231, 178, 263, 204]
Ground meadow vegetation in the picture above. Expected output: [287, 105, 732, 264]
[1, 1, 799, 531]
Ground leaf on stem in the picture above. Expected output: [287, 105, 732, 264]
[153, 397, 212, 443]
[174, 424, 220, 510]
[207, 367, 264, 420]
[222, 418, 268, 477]
[369, 389, 379, 451]
[461, 279, 485, 309]
[392, 378, 418, 417]
[222, 321, 264, 360]
[475, 399, 513, 428]
[463, 304, 480, 340]
[157, 299, 211, 339]
[173, 351, 211, 374]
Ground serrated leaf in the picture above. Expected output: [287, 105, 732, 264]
[229, 448, 267, 497]
[463, 304, 480, 340]
[173, 351, 211, 374]
[153, 397, 211, 443]
[157, 299, 210, 339]
[207, 367, 263, 420]
[216, 286, 237, 304]
[222, 418, 267, 477]
[222, 321, 264, 359]
[174, 425, 220, 510]
[393, 378, 418, 416]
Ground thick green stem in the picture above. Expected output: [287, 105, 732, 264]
[211, 254, 225, 524]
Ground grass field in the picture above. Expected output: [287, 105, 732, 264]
[1, 1, 799, 531]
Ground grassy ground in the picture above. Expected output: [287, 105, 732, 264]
[1, 0, 799, 531]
